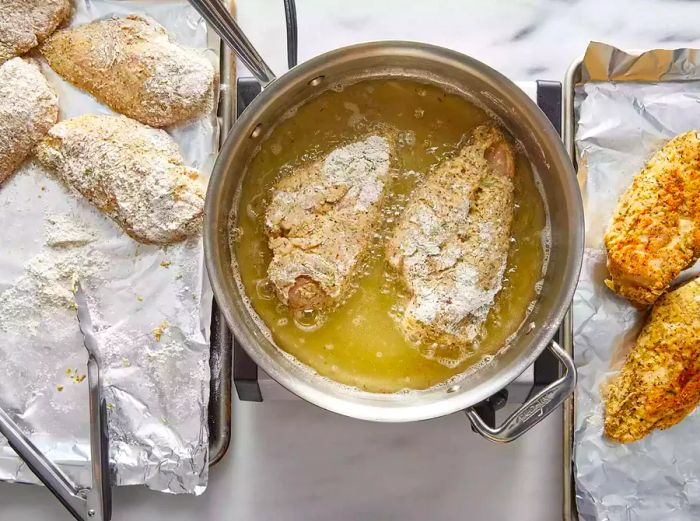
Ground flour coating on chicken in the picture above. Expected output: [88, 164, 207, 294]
[387, 125, 515, 346]
[265, 136, 392, 310]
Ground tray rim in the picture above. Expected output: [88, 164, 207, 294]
[562, 53, 583, 521]
[208, 2, 236, 467]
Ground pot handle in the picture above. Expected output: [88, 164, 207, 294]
[188, 0, 277, 85]
[465, 341, 576, 443]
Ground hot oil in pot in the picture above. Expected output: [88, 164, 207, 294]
[232, 78, 548, 393]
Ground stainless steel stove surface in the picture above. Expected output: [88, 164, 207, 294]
[222, 398, 563, 521]
[0, 398, 563, 521]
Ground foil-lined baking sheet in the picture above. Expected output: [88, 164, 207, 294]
[573, 42, 700, 520]
[0, 0, 219, 495]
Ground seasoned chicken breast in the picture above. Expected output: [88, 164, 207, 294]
[387, 125, 515, 346]
[605, 277, 700, 443]
[266, 136, 392, 311]
[41, 15, 217, 128]
[36, 114, 204, 244]
[0, 0, 71, 65]
[0, 58, 59, 184]
[604, 131, 700, 307]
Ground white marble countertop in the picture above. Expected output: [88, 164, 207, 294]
[3, 1, 700, 520]
[236, 0, 700, 82]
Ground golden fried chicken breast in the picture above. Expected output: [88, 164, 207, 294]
[386, 125, 515, 346]
[265, 136, 392, 311]
[0, 58, 59, 184]
[36, 114, 204, 244]
[0, 0, 71, 65]
[604, 131, 700, 307]
[605, 277, 700, 443]
[41, 15, 217, 128]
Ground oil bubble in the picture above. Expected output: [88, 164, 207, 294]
[245, 204, 258, 220]
[246, 193, 264, 220]
[255, 278, 276, 300]
[293, 308, 324, 332]
[352, 315, 366, 326]
[229, 227, 243, 243]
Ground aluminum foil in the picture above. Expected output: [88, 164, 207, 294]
[573, 42, 700, 520]
[0, 0, 219, 495]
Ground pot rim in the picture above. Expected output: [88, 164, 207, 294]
[204, 40, 584, 422]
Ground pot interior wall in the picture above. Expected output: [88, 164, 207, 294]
[206, 42, 581, 421]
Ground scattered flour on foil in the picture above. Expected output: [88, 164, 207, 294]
[0, 213, 106, 334]
[45, 213, 96, 248]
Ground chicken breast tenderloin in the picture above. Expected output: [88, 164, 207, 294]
[41, 15, 218, 128]
[36, 114, 204, 244]
[387, 125, 515, 347]
[605, 131, 700, 307]
[605, 277, 700, 443]
[265, 136, 393, 311]
[0, 57, 59, 184]
[0, 0, 71, 65]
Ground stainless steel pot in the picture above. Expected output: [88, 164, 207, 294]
[193, 0, 583, 441]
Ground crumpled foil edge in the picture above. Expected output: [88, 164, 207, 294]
[582, 40, 700, 82]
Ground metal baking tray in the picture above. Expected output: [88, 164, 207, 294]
[0, 5, 233, 484]
[562, 54, 584, 521]
[208, 300, 232, 465]
[207, 15, 236, 466]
